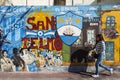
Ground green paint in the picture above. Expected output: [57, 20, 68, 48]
[62, 43, 70, 62]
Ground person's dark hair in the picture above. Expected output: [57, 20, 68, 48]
[96, 34, 104, 42]
[2, 50, 8, 54]
[13, 48, 18, 55]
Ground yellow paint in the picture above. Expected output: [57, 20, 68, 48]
[26, 9, 51, 30]
[57, 17, 64, 23]
[49, 42, 52, 51]
[101, 9, 120, 65]
[75, 19, 80, 24]
[43, 38, 47, 46]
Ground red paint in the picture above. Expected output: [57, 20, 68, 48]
[26, 16, 55, 30]
[54, 38, 62, 51]
[22, 38, 62, 51]
[46, 16, 55, 30]
[22, 38, 29, 48]
[26, 17, 37, 30]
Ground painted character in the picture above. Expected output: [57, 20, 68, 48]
[11, 48, 25, 71]
[0, 29, 10, 58]
[1, 50, 15, 72]
[20, 48, 37, 72]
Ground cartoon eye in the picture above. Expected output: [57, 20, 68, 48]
[37, 30, 44, 37]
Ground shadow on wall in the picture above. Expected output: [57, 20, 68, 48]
[68, 49, 95, 73]
[71, 49, 89, 63]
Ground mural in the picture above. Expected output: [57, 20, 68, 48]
[0, 5, 120, 72]
[57, 11, 82, 45]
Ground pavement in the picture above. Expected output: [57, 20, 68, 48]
[0, 71, 120, 80]
[0, 65, 120, 80]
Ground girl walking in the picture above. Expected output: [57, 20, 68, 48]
[92, 34, 113, 78]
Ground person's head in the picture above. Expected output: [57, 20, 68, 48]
[2, 50, 8, 57]
[13, 48, 18, 55]
[96, 34, 104, 42]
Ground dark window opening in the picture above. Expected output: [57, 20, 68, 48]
[54, 0, 66, 5]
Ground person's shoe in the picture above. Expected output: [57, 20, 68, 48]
[110, 68, 113, 75]
[92, 74, 99, 78]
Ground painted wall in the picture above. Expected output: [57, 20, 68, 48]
[0, 5, 120, 72]
[1, 0, 120, 6]
[101, 9, 120, 64]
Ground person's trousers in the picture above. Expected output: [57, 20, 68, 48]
[95, 53, 110, 75]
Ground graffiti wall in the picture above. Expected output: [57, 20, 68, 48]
[0, 5, 120, 72]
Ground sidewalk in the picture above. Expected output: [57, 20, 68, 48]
[0, 71, 120, 80]
[0, 66, 120, 80]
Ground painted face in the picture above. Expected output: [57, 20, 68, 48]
[3, 51, 7, 57]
